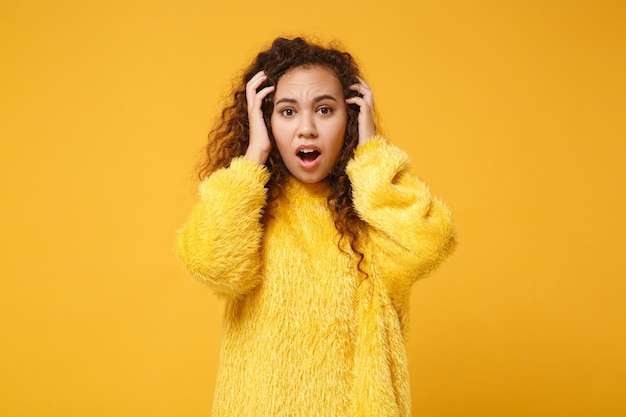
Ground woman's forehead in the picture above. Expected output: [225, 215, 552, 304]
[275, 66, 343, 97]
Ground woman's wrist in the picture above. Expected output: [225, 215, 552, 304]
[244, 146, 269, 166]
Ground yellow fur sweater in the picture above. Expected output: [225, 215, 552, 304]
[176, 137, 455, 416]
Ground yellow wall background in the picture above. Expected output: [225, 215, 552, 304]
[1, 0, 624, 416]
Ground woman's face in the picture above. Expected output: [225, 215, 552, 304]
[270, 65, 347, 184]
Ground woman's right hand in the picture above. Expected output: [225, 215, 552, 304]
[244, 70, 275, 165]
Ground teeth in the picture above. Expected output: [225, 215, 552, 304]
[300, 149, 316, 153]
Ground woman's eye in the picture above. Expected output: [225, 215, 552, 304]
[317, 107, 333, 115]
[281, 108, 295, 117]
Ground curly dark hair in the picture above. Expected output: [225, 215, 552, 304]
[199, 36, 376, 272]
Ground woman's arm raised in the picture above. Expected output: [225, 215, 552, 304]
[347, 138, 456, 304]
[175, 158, 270, 299]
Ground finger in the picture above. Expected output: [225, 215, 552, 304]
[246, 73, 264, 94]
[349, 84, 373, 110]
[352, 78, 372, 93]
[349, 83, 372, 100]
[246, 71, 270, 92]
[256, 85, 275, 103]
[247, 70, 267, 86]
[346, 95, 371, 112]
[346, 96, 375, 144]
[248, 86, 275, 120]
[246, 72, 271, 108]
[356, 77, 371, 90]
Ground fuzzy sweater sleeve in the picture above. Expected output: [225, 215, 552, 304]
[346, 136, 456, 302]
[175, 157, 270, 299]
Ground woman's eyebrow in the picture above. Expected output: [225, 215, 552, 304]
[313, 95, 338, 103]
[275, 95, 339, 105]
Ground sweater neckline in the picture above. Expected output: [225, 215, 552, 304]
[282, 176, 330, 200]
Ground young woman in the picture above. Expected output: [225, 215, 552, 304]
[176, 37, 456, 416]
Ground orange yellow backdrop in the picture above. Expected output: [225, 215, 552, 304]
[1, 1, 624, 416]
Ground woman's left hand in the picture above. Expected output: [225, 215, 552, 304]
[346, 77, 375, 146]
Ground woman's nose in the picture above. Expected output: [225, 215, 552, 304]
[297, 115, 318, 138]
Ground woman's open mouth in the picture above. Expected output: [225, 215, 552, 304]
[296, 146, 321, 169]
